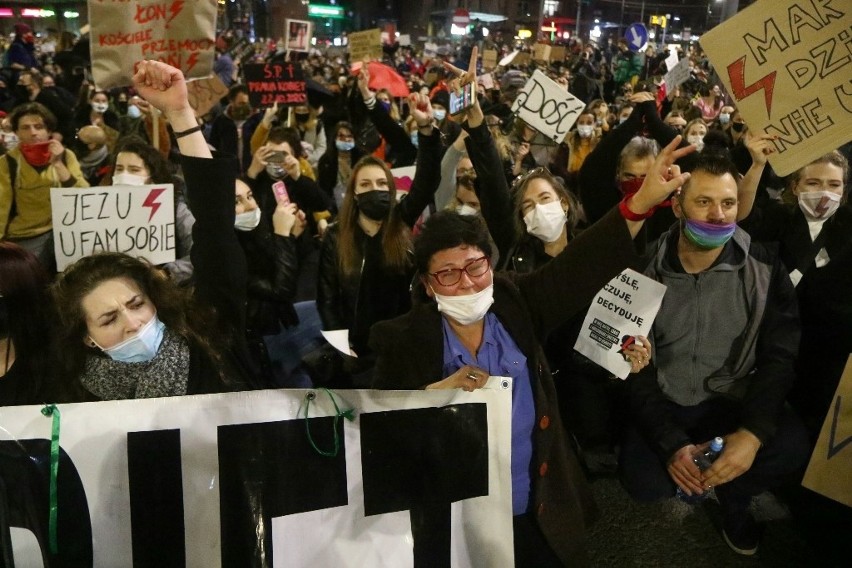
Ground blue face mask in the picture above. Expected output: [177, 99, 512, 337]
[410, 132, 419, 147]
[96, 314, 166, 363]
[379, 100, 392, 113]
[336, 140, 355, 152]
[127, 105, 142, 119]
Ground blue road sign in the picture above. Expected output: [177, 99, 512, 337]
[625, 23, 648, 52]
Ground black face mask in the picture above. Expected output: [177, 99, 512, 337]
[355, 190, 391, 221]
[14, 85, 30, 101]
[731, 122, 745, 133]
[294, 112, 310, 123]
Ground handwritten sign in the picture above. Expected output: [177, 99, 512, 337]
[50, 184, 176, 272]
[349, 29, 382, 62]
[803, 355, 852, 507]
[511, 69, 586, 142]
[186, 75, 228, 117]
[243, 63, 307, 108]
[573, 269, 667, 379]
[90, 0, 217, 89]
[700, 0, 852, 176]
[478, 73, 495, 90]
[663, 57, 691, 90]
[286, 19, 312, 53]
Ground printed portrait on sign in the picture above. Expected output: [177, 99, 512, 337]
[286, 19, 312, 52]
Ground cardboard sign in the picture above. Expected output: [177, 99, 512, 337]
[803, 355, 852, 507]
[90, 0, 217, 89]
[574, 269, 667, 379]
[349, 29, 383, 62]
[511, 69, 586, 142]
[482, 49, 498, 69]
[514, 52, 531, 66]
[663, 57, 691, 90]
[243, 62, 307, 108]
[700, 0, 852, 176]
[186, 75, 228, 117]
[286, 19, 313, 52]
[550, 45, 567, 62]
[50, 184, 176, 272]
[1, 385, 513, 566]
[533, 43, 551, 62]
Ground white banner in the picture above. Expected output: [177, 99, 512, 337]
[50, 184, 176, 271]
[511, 70, 586, 142]
[574, 269, 667, 379]
[1, 383, 513, 567]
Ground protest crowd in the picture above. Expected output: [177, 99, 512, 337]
[0, 7, 849, 566]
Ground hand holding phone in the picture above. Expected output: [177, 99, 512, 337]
[450, 82, 474, 116]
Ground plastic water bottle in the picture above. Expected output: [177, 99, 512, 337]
[675, 436, 725, 504]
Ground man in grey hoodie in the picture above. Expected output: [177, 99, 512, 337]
[619, 152, 810, 557]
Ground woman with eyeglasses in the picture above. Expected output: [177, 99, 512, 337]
[369, 49, 694, 568]
[315, 91, 442, 387]
[369, 50, 689, 567]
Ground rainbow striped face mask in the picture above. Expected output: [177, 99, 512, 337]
[682, 219, 736, 250]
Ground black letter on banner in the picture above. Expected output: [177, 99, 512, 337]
[217, 419, 348, 566]
[0, 439, 93, 566]
[360, 404, 489, 568]
[127, 429, 185, 566]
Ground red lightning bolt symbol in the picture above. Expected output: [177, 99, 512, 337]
[142, 188, 166, 222]
[166, 0, 184, 27]
[186, 51, 199, 74]
[727, 55, 777, 118]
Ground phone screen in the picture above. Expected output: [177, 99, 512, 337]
[449, 83, 473, 116]
[272, 181, 290, 205]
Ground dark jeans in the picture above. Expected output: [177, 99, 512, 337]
[619, 398, 811, 517]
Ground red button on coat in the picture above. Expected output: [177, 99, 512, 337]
[539, 462, 548, 477]
[539, 415, 550, 430]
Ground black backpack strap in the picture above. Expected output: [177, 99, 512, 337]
[4, 153, 16, 220]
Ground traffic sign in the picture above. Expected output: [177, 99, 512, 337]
[625, 23, 648, 52]
[453, 8, 470, 27]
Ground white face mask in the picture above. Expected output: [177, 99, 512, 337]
[687, 135, 704, 151]
[577, 125, 594, 138]
[523, 200, 567, 243]
[112, 172, 148, 186]
[234, 207, 261, 231]
[433, 109, 447, 121]
[455, 204, 479, 216]
[127, 105, 142, 119]
[797, 190, 841, 221]
[431, 278, 495, 326]
[91, 102, 109, 113]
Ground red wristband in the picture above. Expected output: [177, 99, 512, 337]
[619, 195, 654, 221]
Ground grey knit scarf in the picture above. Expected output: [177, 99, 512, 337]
[79, 327, 191, 400]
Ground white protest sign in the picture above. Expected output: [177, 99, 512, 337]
[321, 329, 357, 357]
[499, 50, 519, 66]
[1, 385, 513, 566]
[511, 69, 586, 142]
[574, 269, 667, 379]
[478, 73, 495, 90]
[664, 51, 679, 75]
[89, 0, 217, 89]
[700, 0, 852, 176]
[50, 184, 176, 272]
[398, 34, 411, 47]
[663, 57, 691, 90]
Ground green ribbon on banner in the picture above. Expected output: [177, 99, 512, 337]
[303, 389, 355, 457]
[40, 404, 61, 555]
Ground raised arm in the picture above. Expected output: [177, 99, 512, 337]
[395, 92, 442, 227]
[736, 131, 778, 221]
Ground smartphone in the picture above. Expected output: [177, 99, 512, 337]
[267, 151, 286, 165]
[449, 82, 474, 116]
[272, 180, 290, 205]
